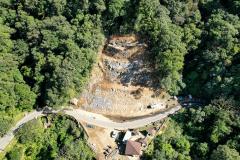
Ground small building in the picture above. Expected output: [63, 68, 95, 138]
[125, 140, 142, 156]
[122, 131, 132, 143]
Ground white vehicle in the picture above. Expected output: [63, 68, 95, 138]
[149, 103, 165, 109]
[111, 130, 119, 139]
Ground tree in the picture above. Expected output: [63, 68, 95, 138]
[6, 146, 24, 160]
[108, 0, 126, 19]
[183, 23, 202, 51]
[90, 0, 106, 14]
[210, 145, 240, 160]
[161, 0, 201, 25]
[221, 0, 240, 15]
[0, 18, 36, 136]
[0, 117, 13, 137]
[145, 98, 240, 160]
[135, 0, 187, 94]
[196, 142, 209, 157]
[57, 140, 95, 160]
[6, 115, 94, 159]
[17, 119, 44, 144]
[184, 9, 240, 99]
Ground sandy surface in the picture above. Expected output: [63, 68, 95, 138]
[81, 121, 116, 160]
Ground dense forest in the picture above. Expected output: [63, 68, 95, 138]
[3, 115, 94, 160]
[0, 0, 240, 159]
[144, 98, 240, 160]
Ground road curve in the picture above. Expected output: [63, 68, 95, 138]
[0, 106, 181, 151]
[65, 106, 181, 130]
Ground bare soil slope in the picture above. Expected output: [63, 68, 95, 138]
[79, 35, 177, 119]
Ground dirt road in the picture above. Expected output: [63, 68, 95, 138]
[0, 111, 44, 151]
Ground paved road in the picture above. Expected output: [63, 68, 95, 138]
[65, 106, 181, 130]
[0, 111, 43, 151]
[0, 106, 181, 151]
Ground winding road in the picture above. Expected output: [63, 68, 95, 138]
[0, 106, 181, 151]
[0, 111, 44, 151]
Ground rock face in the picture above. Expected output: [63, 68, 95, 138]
[103, 36, 158, 88]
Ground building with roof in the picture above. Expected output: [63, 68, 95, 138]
[125, 140, 142, 156]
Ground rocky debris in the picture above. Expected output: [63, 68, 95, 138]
[106, 39, 146, 58]
[109, 40, 146, 48]
[121, 72, 152, 86]
[131, 88, 143, 99]
[106, 46, 130, 58]
[90, 96, 112, 109]
[108, 44, 125, 51]
[104, 60, 129, 71]
[104, 60, 129, 81]
[103, 57, 153, 86]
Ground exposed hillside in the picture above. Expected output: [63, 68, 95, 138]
[79, 35, 178, 118]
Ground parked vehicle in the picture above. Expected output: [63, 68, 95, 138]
[86, 124, 95, 128]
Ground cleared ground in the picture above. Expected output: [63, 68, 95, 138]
[81, 121, 116, 160]
[78, 35, 178, 119]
